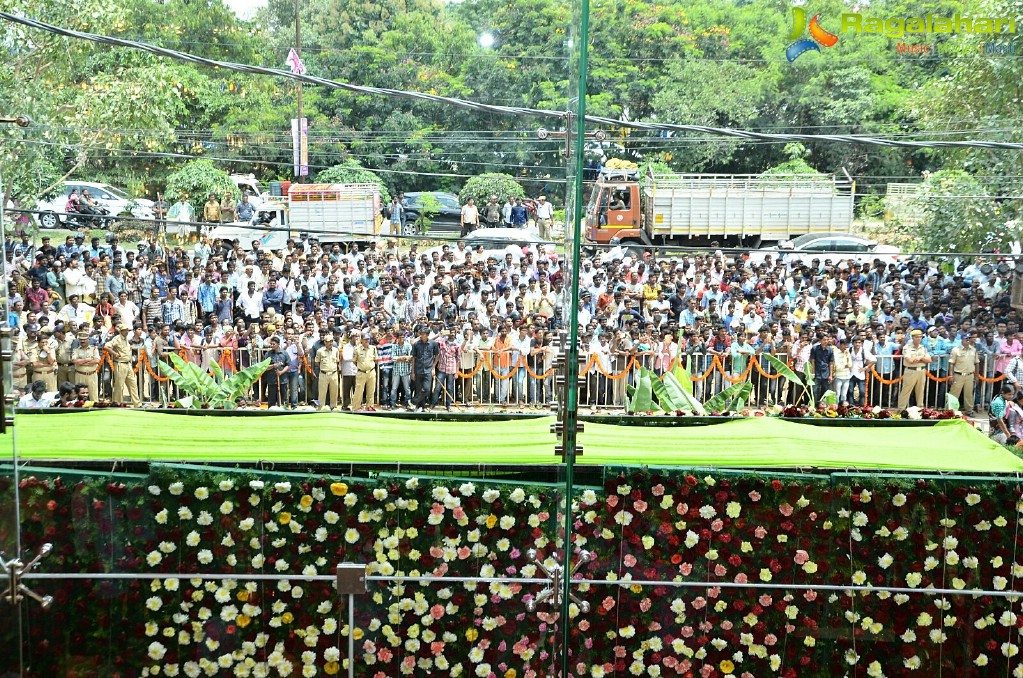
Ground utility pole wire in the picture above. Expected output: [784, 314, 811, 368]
[3, 11, 1023, 151]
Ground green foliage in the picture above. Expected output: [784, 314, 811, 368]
[413, 192, 442, 235]
[317, 160, 391, 204]
[159, 353, 270, 409]
[459, 174, 525, 207]
[165, 160, 239, 213]
[760, 144, 822, 177]
[911, 170, 1007, 253]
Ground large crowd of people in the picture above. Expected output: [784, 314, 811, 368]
[8, 213, 1023, 437]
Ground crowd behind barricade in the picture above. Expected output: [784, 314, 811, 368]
[8, 224, 1023, 429]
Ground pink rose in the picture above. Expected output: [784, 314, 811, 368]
[431, 503, 444, 514]
[748, 490, 761, 502]
[664, 657, 678, 668]
[680, 626, 694, 637]
[734, 573, 749, 584]
[680, 563, 693, 576]
[430, 604, 445, 619]
[623, 554, 638, 567]
[793, 549, 809, 565]
[711, 518, 724, 532]
[804, 590, 818, 602]
[765, 634, 778, 646]
[649, 621, 661, 632]
[607, 495, 619, 508]
[603, 596, 616, 611]
[640, 598, 652, 612]
[430, 641, 445, 655]
[759, 595, 772, 607]
[785, 624, 796, 634]
[677, 502, 689, 515]
[692, 597, 706, 610]
[714, 564, 727, 577]
[720, 620, 733, 631]
[614, 645, 627, 658]
[578, 620, 590, 631]
[652, 484, 665, 496]
[634, 500, 648, 512]
[457, 546, 471, 559]
[779, 503, 794, 517]
[700, 664, 715, 677]
[452, 507, 466, 521]
[430, 546, 444, 558]
[754, 526, 767, 539]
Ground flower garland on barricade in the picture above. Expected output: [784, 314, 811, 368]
[4, 468, 1023, 677]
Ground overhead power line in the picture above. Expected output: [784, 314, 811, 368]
[3, 12, 1023, 152]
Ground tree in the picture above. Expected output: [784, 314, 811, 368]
[317, 160, 391, 203]
[911, 170, 1009, 253]
[165, 160, 239, 213]
[459, 173, 525, 206]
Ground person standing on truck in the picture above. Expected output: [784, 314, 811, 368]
[460, 198, 479, 237]
[482, 196, 503, 228]
[535, 195, 554, 240]
[203, 193, 221, 225]
[388, 196, 404, 236]
[237, 194, 255, 223]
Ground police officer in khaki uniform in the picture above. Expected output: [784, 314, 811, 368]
[54, 325, 75, 385]
[72, 329, 101, 401]
[351, 332, 378, 411]
[106, 322, 140, 405]
[27, 332, 58, 392]
[949, 331, 980, 416]
[315, 332, 341, 409]
[897, 328, 931, 410]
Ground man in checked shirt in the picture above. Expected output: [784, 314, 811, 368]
[433, 326, 462, 411]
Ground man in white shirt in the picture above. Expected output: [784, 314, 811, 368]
[534, 195, 554, 240]
[113, 291, 140, 329]
[237, 281, 264, 323]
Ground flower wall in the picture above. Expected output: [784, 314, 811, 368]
[3, 466, 1023, 677]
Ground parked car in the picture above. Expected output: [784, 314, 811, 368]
[36, 181, 154, 228]
[423, 227, 555, 264]
[401, 191, 462, 235]
[759, 232, 901, 267]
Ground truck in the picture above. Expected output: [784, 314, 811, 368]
[210, 183, 382, 250]
[584, 168, 855, 251]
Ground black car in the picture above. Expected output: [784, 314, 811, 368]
[401, 192, 462, 235]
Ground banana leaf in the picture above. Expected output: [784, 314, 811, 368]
[161, 353, 217, 404]
[820, 389, 838, 407]
[210, 358, 225, 382]
[660, 370, 706, 414]
[211, 358, 271, 408]
[671, 361, 695, 396]
[626, 369, 654, 413]
[703, 380, 753, 414]
[763, 353, 803, 387]
[803, 362, 815, 408]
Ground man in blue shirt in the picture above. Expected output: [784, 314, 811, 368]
[809, 333, 835, 399]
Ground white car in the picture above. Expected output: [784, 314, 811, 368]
[423, 228, 554, 264]
[757, 233, 901, 267]
[36, 181, 154, 228]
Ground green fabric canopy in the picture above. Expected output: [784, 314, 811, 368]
[6, 411, 1022, 472]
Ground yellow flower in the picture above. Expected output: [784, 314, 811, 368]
[324, 661, 340, 675]
[466, 628, 478, 642]
[719, 659, 735, 674]
[485, 514, 498, 529]
[330, 482, 348, 497]
[299, 494, 313, 508]
[353, 627, 364, 640]
[236, 591, 249, 602]
[281, 612, 294, 624]
[279, 512, 292, 525]
[505, 671, 517, 678]
[236, 614, 251, 628]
